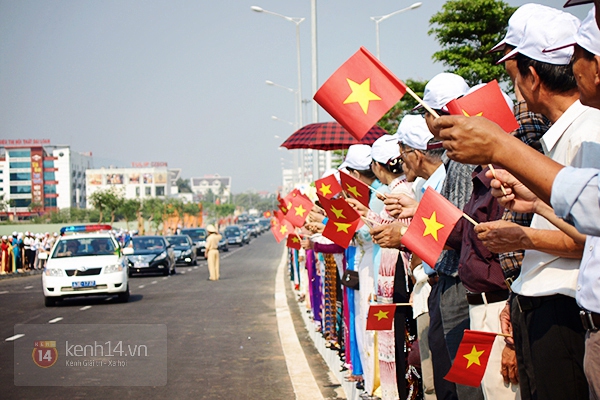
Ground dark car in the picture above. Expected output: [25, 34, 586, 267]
[218, 234, 229, 252]
[166, 235, 197, 266]
[258, 218, 271, 233]
[180, 228, 207, 256]
[125, 236, 176, 276]
[239, 226, 251, 244]
[244, 222, 260, 237]
[223, 225, 244, 246]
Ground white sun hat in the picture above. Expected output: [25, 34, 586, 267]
[544, 6, 600, 56]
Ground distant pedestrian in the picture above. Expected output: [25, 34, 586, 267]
[205, 225, 222, 281]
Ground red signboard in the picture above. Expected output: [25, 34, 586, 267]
[131, 161, 168, 168]
[0, 139, 50, 146]
[30, 148, 45, 207]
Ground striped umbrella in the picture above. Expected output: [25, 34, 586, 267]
[280, 122, 388, 151]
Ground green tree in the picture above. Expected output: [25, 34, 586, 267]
[429, 0, 516, 86]
[89, 190, 110, 222]
[142, 198, 166, 234]
[176, 178, 192, 193]
[119, 199, 141, 230]
[378, 79, 428, 135]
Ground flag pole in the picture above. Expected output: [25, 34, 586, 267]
[368, 184, 387, 198]
[405, 86, 440, 118]
[462, 213, 479, 226]
[487, 164, 508, 196]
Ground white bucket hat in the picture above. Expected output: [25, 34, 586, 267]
[371, 135, 401, 164]
[497, 11, 581, 65]
[397, 115, 434, 151]
[415, 73, 470, 112]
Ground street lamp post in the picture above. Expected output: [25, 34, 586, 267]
[370, 2, 422, 60]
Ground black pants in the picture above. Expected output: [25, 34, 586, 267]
[512, 294, 589, 400]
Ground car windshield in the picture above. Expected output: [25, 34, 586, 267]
[131, 237, 166, 250]
[166, 236, 189, 246]
[52, 237, 117, 258]
[224, 228, 240, 237]
[181, 229, 207, 241]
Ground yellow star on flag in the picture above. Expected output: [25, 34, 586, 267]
[318, 183, 332, 197]
[343, 78, 382, 114]
[291, 236, 300, 243]
[463, 345, 485, 368]
[294, 204, 307, 217]
[287, 201, 292, 210]
[334, 222, 352, 233]
[422, 211, 445, 241]
[330, 206, 346, 219]
[462, 109, 484, 117]
[345, 184, 362, 198]
[374, 310, 389, 320]
[279, 225, 288, 235]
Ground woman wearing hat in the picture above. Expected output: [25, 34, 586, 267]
[204, 225, 222, 281]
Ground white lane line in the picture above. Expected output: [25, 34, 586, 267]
[275, 250, 324, 400]
[180, 271, 186, 274]
[138, 285, 145, 289]
[6, 334, 25, 342]
[193, 266, 198, 269]
[151, 281, 157, 284]
[80, 306, 92, 311]
[162, 277, 168, 280]
[24, 286, 34, 290]
[48, 317, 63, 324]
[0, 291, 8, 294]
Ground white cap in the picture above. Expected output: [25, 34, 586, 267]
[12, 231, 17, 236]
[490, 4, 561, 53]
[397, 115, 434, 151]
[339, 144, 372, 170]
[416, 73, 470, 112]
[371, 135, 401, 164]
[1, 235, 6, 240]
[498, 11, 581, 65]
[545, 6, 600, 56]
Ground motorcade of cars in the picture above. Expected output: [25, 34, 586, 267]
[40, 224, 129, 307]
[218, 234, 229, 252]
[223, 225, 244, 247]
[244, 222, 260, 238]
[258, 218, 271, 233]
[180, 228, 207, 256]
[165, 235, 197, 266]
[123, 236, 176, 276]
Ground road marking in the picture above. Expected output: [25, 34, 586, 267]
[138, 285, 145, 288]
[48, 317, 63, 324]
[6, 334, 25, 342]
[275, 250, 324, 400]
[162, 277, 168, 280]
[0, 290, 8, 294]
[193, 266, 198, 269]
[80, 306, 92, 311]
[24, 286, 34, 290]
[151, 281, 157, 284]
[180, 271, 186, 274]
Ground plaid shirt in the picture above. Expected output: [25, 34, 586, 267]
[499, 101, 551, 280]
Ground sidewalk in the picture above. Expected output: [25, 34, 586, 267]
[0, 268, 43, 280]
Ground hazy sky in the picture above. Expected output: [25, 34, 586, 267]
[0, 0, 588, 193]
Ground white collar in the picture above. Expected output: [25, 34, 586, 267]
[541, 100, 587, 155]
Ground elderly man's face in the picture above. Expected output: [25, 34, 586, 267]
[399, 144, 419, 182]
[572, 45, 600, 109]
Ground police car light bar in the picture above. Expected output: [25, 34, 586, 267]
[60, 224, 113, 235]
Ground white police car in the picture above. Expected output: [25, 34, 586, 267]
[40, 225, 129, 307]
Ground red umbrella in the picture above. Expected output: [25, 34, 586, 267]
[280, 122, 388, 151]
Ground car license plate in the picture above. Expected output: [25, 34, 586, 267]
[72, 281, 96, 288]
[134, 261, 149, 268]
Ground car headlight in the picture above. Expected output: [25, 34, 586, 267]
[104, 264, 124, 274]
[155, 251, 167, 261]
[182, 249, 192, 256]
[44, 268, 64, 277]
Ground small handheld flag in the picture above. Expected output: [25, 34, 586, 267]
[315, 174, 343, 200]
[444, 330, 497, 387]
[366, 304, 396, 330]
[339, 171, 371, 207]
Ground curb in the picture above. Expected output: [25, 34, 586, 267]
[0, 269, 43, 280]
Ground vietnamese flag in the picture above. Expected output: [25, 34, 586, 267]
[315, 174, 342, 200]
[339, 171, 371, 207]
[401, 187, 464, 267]
[318, 195, 361, 224]
[314, 47, 408, 140]
[366, 304, 397, 330]
[446, 80, 519, 133]
[271, 213, 295, 243]
[444, 330, 497, 387]
[263, 210, 273, 218]
[286, 234, 302, 250]
[322, 218, 361, 248]
[285, 194, 314, 227]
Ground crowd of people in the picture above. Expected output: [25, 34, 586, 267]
[286, 2, 600, 399]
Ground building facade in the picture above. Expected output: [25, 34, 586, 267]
[190, 174, 231, 203]
[0, 141, 93, 218]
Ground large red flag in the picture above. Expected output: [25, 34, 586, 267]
[315, 174, 342, 200]
[366, 304, 396, 330]
[322, 218, 361, 248]
[285, 194, 314, 227]
[271, 212, 294, 243]
[401, 187, 464, 267]
[286, 234, 302, 250]
[314, 47, 408, 140]
[339, 171, 371, 207]
[444, 330, 497, 387]
[446, 80, 519, 133]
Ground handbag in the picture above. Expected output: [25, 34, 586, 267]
[341, 270, 359, 290]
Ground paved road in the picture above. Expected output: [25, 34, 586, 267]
[0, 233, 338, 399]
